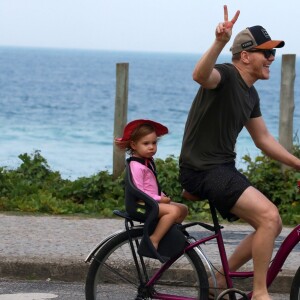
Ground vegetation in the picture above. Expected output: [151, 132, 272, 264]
[0, 148, 299, 225]
[0, 151, 124, 217]
[241, 144, 300, 225]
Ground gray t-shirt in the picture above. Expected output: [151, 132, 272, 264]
[179, 63, 262, 171]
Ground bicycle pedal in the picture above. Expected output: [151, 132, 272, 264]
[216, 288, 248, 300]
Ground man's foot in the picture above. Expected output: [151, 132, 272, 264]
[208, 275, 227, 299]
[251, 293, 272, 300]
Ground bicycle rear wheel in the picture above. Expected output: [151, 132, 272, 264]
[85, 227, 209, 300]
[290, 266, 300, 300]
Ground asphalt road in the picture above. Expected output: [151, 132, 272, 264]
[0, 279, 291, 299]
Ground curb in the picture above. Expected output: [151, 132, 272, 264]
[0, 261, 88, 282]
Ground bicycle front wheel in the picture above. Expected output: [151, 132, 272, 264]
[290, 266, 300, 300]
[85, 227, 209, 300]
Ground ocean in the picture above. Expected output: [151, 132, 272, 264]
[0, 47, 299, 179]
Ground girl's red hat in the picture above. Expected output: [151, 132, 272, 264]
[116, 119, 168, 142]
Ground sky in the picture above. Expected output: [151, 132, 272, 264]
[0, 0, 299, 55]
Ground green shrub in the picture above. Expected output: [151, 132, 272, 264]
[0, 150, 125, 216]
[241, 145, 300, 225]
[0, 148, 299, 225]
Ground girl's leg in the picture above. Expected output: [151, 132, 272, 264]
[170, 202, 188, 223]
[150, 203, 182, 249]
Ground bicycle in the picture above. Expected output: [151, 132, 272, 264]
[84, 160, 300, 299]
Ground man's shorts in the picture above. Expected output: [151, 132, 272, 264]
[179, 162, 252, 221]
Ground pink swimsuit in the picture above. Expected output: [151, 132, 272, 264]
[130, 160, 165, 201]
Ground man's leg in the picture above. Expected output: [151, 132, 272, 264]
[228, 186, 282, 300]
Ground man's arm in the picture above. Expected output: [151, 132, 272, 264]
[192, 41, 225, 89]
[192, 5, 240, 89]
[245, 117, 300, 170]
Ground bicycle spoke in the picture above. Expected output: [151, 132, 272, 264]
[102, 261, 140, 287]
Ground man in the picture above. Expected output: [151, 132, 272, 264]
[179, 5, 300, 300]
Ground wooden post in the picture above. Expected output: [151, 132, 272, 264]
[113, 63, 129, 179]
[279, 54, 296, 170]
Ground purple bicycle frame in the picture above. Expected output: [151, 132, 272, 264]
[266, 224, 300, 285]
[145, 224, 300, 300]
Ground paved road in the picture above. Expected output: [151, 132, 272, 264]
[0, 279, 82, 300]
[0, 279, 292, 299]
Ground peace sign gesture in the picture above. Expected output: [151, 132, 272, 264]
[215, 5, 240, 43]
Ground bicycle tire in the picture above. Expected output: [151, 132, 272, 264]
[85, 227, 209, 300]
[290, 266, 300, 300]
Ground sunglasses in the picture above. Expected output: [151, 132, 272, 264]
[247, 49, 276, 59]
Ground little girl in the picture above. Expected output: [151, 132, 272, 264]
[115, 119, 188, 250]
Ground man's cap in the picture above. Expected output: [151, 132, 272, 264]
[115, 119, 168, 142]
[230, 25, 285, 55]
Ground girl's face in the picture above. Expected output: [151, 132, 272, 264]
[130, 132, 157, 159]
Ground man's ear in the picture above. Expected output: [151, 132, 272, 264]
[240, 51, 251, 64]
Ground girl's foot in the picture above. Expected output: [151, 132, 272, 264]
[149, 236, 159, 249]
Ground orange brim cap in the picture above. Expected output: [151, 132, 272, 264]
[230, 25, 285, 55]
[255, 40, 285, 49]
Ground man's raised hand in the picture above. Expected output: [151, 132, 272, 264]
[215, 5, 240, 43]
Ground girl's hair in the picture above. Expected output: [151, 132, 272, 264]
[115, 123, 156, 155]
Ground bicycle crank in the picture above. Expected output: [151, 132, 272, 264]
[217, 288, 248, 300]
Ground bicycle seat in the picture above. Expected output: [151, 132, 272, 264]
[182, 189, 239, 222]
[124, 158, 187, 263]
[181, 189, 202, 201]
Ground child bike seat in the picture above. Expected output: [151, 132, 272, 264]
[125, 158, 187, 263]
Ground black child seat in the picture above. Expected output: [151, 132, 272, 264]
[124, 158, 187, 263]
